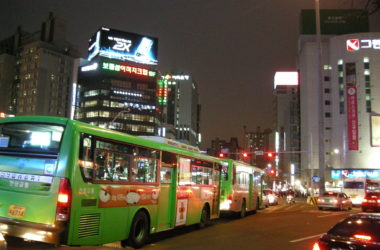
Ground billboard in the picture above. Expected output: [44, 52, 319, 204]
[300, 9, 369, 35]
[88, 27, 158, 65]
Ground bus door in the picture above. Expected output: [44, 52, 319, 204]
[211, 163, 221, 218]
[156, 162, 176, 231]
[249, 173, 253, 210]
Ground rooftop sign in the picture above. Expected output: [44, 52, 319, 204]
[274, 71, 299, 89]
[88, 27, 158, 65]
[300, 10, 369, 35]
[346, 39, 380, 51]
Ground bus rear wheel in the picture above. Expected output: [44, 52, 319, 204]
[123, 211, 149, 249]
[239, 200, 246, 218]
[197, 205, 210, 229]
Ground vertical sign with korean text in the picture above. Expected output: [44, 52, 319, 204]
[346, 86, 359, 150]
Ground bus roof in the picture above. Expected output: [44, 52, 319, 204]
[0, 116, 221, 163]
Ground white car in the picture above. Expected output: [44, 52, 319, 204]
[263, 189, 278, 205]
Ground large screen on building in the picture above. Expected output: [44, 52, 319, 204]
[88, 27, 158, 65]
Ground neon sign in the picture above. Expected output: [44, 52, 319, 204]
[347, 39, 380, 51]
[88, 28, 158, 65]
[331, 169, 380, 179]
[157, 79, 168, 105]
[81, 63, 98, 72]
[164, 74, 190, 81]
[102, 62, 156, 78]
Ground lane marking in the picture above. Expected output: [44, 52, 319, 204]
[317, 213, 345, 218]
[290, 233, 323, 243]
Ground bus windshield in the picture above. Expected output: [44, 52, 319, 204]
[0, 123, 64, 154]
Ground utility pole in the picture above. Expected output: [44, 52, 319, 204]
[315, 0, 325, 195]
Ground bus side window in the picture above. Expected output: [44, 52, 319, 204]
[113, 153, 129, 181]
[160, 166, 173, 184]
[132, 157, 158, 183]
[79, 135, 94, 182]
[94, 149, 111, 181]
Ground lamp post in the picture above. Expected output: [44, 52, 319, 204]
[108, 108, 131, 129]
[315, 0, 325, 195]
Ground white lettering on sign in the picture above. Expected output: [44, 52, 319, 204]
[81, 63, 98, 72]
[108, 36, 132, 52]
[347, 39, 380, 51]
[0, 171, 53, 184]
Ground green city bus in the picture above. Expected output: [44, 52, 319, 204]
[219, 159, 264, 217]
[0, 116, 223, 248]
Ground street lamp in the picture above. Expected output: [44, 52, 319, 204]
[108, 108, 131, 129]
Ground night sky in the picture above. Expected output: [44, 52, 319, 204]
[1, 0, 379, 149]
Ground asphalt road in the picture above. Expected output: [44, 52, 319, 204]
[1, 198, 361, 250]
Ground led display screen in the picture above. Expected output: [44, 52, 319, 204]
[331, 169, 380, 179]
[88, 27, 158, 65]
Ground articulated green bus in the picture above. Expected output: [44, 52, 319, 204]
[0, 116, 223, 248]
[219, 159, 264, 217]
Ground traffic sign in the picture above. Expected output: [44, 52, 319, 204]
[312, 176, 321, 183]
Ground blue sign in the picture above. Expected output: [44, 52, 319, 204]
[331, 169, 380, 179]
[312, 176, 321, 183]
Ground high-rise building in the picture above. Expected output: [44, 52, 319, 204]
[208, 137, 240, 160]
[273, 71, 300, 185]
[0, 13, 78, 116]
[159, 74, 201, 146]
[75, 28, 159, 136]
[298, 9, 380, 191]
[245, 126, 272, 168]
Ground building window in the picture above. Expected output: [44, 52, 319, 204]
[84, 90, 100, 97]
[325, 100, 331, 105]
[364, 59, 371, 113]
[325, 112, 331, 118]
[324, 88, 330, 94]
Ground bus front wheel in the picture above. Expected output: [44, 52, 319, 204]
[123, 211, 149, 249]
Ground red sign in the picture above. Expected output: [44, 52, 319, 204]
[346, 86, 359, 150]
[346, 39, 359, 51]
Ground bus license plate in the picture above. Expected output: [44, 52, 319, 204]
[8, 205, 26, 218]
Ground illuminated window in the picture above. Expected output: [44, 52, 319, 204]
[84, 90, 100, 97]
[86, 111, 99, 118]
[84, 100, 98, 107]
[99, 111, 110, 118]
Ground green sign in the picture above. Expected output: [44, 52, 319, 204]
[300, 9, 369, 35]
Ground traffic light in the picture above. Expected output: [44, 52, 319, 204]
[269, 168, 276, 176]
[266, 152, 274, 158]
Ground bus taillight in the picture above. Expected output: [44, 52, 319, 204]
[56, 178, 72, 222]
